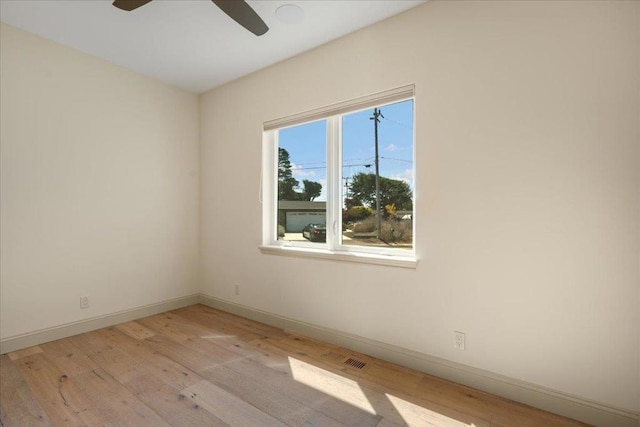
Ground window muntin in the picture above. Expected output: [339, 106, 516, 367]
[263, 86, 415, 264]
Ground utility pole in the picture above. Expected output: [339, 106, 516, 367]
[343, 176, 351, 200]
[370, 108, 383, 239]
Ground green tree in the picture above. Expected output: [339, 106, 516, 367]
[349, 172, 412, 212]
[301, 179, 322, 201]
[278, 148, 299, 200]
[343, 205, 374, 224]
[344, 198, 361, 209]
[278, 148, 323, 201]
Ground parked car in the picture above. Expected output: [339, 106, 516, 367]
[302, 223, 326, 242]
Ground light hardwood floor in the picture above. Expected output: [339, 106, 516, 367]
[0, 304, 591, 426]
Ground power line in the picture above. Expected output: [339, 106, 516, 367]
[380, 156, 413, 163]
[293, 159, 406, 171]
[292, 165, 326, 170]
[289, 156, 376, 167]
[293, 162, 374, 171]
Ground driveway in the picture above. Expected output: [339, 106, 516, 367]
[282, 233, 352, 242]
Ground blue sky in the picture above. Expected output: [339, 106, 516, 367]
[278, 99, 414, 201]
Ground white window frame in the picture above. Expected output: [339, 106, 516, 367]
[260, 85, 417, 268]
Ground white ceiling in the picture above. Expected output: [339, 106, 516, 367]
[0, 0, 425, 94]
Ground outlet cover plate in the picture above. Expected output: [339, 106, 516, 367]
[454, 331, 465, 350]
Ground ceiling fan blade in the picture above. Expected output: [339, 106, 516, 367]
[112, 0, 153, 12]
[212, 0, 269, 36]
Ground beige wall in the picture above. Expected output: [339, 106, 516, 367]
[200, 0, 639, 412]
[0, 24, 200, 339]
[1, 0, 638, 417]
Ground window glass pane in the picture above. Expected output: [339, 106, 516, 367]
[342, 99, 414, 250]
[277, 120, 327, 244]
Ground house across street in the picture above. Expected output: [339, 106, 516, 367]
[278, 201, 326, 232]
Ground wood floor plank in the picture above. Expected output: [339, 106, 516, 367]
[414, 375, 589, 427]
[0, 304, 594, 427]
[68, 330, 144, 385]
[93, 326, 202, 391]
[269, 333, 424, 395]
[42, 340, 177, 425]
[375, 418, 407, 427]
[8, 345, 43, 361]
[414, 374, 510, 423]
[202, 352, 383, 426]
[380, 390, 490, 427]
[140, 317, 379, 425]
[137, 313, 195, 343]
[287, 354, 490, 427]
[200, 358, 352, 427]
[124, 373, 230, 427]
[173, 305, 276, 342]
[0, 354, 53, 426]
[246, 337, 492, 426]
[249, 335, 399, 393]
[116, 320, 157, 340]
[65, 367, 171, 426]
[143, 332, 243, 373]
[181, 380, 287, 427]
[143, 311, 243, 347]
[48, 327, 218, 425]
[139, 309, 270, 370]
[221, 337, 295, 375]
[39, 338, 100, 378]
[10, 353, 104, 425]
[140, 324, 376, 424]
[184, 332, 382, 425]
[268, 333, 340, 360]
[176, 304, 285, 338]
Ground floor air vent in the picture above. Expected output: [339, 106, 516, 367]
[344, 358, 367, 369]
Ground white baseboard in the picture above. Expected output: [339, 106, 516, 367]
[200, 294, 639, 427]
[0, 294, 200, 354]
[2, 293, 637, 427]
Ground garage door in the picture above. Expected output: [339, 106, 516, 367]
[286, 212, 326, 232]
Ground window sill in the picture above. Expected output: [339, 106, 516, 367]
[259, 245, 417, 269]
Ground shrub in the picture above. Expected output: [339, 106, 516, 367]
[385, 203, 397, 218]
[380, 219, 413, 243]
[351, 216, 412, 243]
[344, 205, 374, 224]
[278, 224, 285, 238]
[352, 216, 376, 233]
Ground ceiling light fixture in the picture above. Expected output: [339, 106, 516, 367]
[275, 4, 304, 25]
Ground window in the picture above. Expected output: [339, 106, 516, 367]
[261, 85, 416, 268]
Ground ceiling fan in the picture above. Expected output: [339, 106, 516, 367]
[112, 0, 269, 36]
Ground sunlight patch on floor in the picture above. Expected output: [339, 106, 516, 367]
[288, 357, 477, 426]
[385, 393, 476, 427]
[288, 357, 377, 414]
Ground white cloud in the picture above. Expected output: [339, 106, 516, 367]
[291, 163, 317, 178]
[317, 178, 327, 201]
[391, 169, 414, 188]
[385, 144, 399, 152]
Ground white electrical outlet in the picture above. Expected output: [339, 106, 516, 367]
[234, 285, 240, 296]
[454, 331, 465, 350]
[80, 296, 89, 309]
